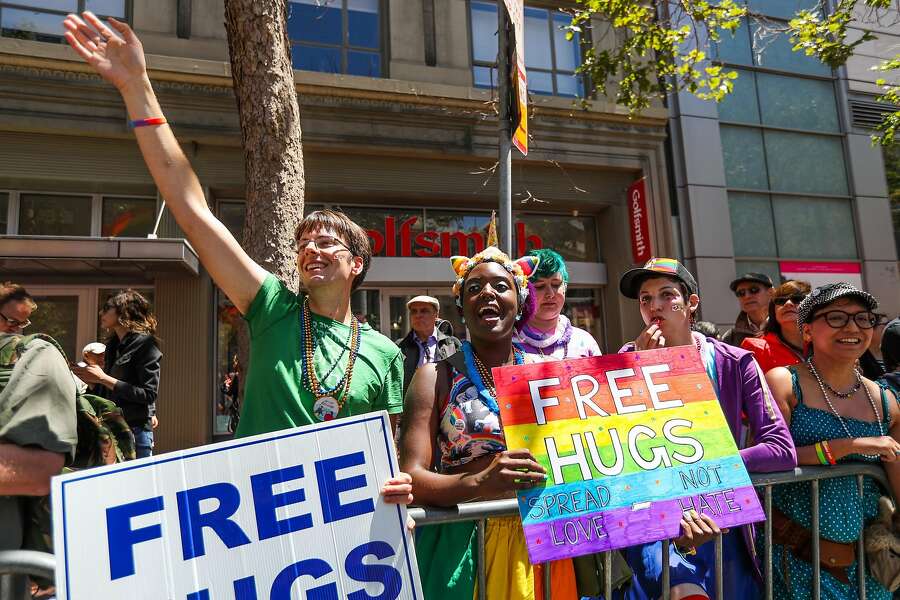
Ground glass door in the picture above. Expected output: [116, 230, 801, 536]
[27, 287, 97, 362]
[381, 289, 466, 342]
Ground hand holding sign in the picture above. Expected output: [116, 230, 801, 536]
[474, 448, 548, 495]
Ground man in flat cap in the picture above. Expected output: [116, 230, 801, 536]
[397, 296, 460, 396]
[723, 272, 774, 347]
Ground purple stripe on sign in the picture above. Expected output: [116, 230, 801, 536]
[522, 485, 765, 564]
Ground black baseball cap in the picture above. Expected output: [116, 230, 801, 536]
[729, 273, 774, 292]
[619, 258, 699, 299]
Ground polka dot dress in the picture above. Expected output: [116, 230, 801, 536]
[767, 369, 891, 600]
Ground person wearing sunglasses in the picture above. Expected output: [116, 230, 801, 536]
[0, 282, 35, 335]
[741, 280, 811, 373]
[765, 283, 900, 600]
[60, 13, 412, 504]
[723, 273, 774, 347]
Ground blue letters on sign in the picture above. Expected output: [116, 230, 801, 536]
[250, 464, 313, 541]
[176, 482, 252, 560]
[106, 496, 165, 580]
[345, 542, 402, 600]
[316, 452, 375, 524]
[270, 558, 337, 600]
[186, 576, 257, 600]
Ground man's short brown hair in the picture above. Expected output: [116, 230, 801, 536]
[0, 282, 36, 312]
[295, 209, 372, 291]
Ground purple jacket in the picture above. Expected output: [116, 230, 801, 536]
[620, 335, 796, 472]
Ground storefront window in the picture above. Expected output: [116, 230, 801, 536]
[352, 289, 380, 331]
[516, 213, 599, 262]
[18, 193, 92, 236]
[341, 206, 424, 257]
[214, 291, 243, 436]
[30, 295, 79, 360]
[0, 1, 125, 42]
[425, 210, 491, 256]
[563, 288, 603, 351]
[101, 197, 156, 237]
[0, 192, 7, 233]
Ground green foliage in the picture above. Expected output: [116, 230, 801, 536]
[572, 0, 900, 144]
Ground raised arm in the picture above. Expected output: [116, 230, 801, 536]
[63, 12, 266, 313]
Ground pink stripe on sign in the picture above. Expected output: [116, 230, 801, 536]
[521, 485, 765, 564]
[779, 260, 861, 274]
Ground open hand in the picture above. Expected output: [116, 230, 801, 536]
[63, 12, 147, 93]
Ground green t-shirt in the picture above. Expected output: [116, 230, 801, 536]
[236, 274, 404, 437]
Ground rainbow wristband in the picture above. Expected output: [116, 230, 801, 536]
[130, 117, 167, 128]
[821, 440, 836, 465]
[815, 442, 829, 465]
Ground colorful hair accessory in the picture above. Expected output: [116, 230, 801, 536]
[130, 117, 168, 128]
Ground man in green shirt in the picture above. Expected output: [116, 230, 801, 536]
[63, 12, 411, 504]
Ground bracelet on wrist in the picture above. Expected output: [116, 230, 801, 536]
[821, 440, 836, 465]
[130, 117, 167, 128]
[815, 442, 829, 465]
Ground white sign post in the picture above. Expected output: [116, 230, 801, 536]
[51, 412, 422, 600]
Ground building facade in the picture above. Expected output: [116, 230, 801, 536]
[0, 0, 675, 451]
[668, 0, 900, 329]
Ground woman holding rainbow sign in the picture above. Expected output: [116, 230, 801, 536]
[617, 257, 796, 600]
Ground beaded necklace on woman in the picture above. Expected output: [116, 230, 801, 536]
[806, 357, 883, 460]
[461, 341, 524, 414]
[299, 296, 361, 421]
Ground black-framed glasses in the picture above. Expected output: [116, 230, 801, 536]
[0, 312, 31, 330]
[774, 294, 807, 306]
[294, 235, 350, 254]
[735, 286, 762, 298]
[811, 310, 879, 330]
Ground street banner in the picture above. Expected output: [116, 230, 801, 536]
[779, 260, 863, 289]
[628, 178, 652, 264]
[494, 348, 765, 563]
[504, 0, 528, 155]
[51, 411, 422, 600]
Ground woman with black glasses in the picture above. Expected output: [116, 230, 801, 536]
[765, 283, 900, 600]
[741, 280, 810, 373]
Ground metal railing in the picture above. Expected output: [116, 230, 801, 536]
[0, 464, 889, 600]
[408, 463, 892, 600]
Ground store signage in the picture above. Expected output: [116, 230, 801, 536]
[494, 348, 765, 563]
[628, 179, 651, 264]
[366, 215, 543, 258]
[504, 0, 528, 155]
[779, 260, 863, 289]
[52, 412, 422, 600]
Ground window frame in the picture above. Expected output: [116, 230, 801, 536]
[0, 1, 132, 43]
[467, 0, 590, 98]
[287, 0, 389, 79]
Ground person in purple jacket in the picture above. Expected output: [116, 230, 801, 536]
[617, 258, 796, 600]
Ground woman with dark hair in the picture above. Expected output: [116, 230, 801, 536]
[400, 246, 579, 600]
[514, 248, 601, 359]
[741, 280, 811, 373]
[766, 283, 900, 599]
[877, 318, 900, 394]
[72, 289, 161, 458]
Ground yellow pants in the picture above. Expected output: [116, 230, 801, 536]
[475, 516, 578, 600]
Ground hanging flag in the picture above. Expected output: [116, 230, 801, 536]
[504, 0, 528, 155]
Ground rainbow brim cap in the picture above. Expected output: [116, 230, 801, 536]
[619, 257, 699, 299]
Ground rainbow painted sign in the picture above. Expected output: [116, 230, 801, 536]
[494, 347, 765, 564]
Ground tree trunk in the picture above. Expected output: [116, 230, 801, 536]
[224, 0, 304, 287]
[224, 0, 304, 399]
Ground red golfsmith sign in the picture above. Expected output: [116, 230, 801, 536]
[628, 179, 651, 264]
[365, 216, 543, 258]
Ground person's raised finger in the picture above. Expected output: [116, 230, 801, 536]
[66, 23, 100, 53]
[63, 31, 95, 61]
[503, 468, 547, 482]
[83, 11, 119, 40]
[107, 17, 136, 43]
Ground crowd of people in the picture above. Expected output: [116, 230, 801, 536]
[1, 10, 900, 600]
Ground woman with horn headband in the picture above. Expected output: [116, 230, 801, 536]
[400, 218, 579, 600]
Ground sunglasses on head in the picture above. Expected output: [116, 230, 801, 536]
[735, 286, 762, 298]
[773, 294, 807, 306]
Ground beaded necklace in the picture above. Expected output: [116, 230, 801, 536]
[806, 358, 883, 459]
[300, 297, 361, 421]
[461, 341, 524, 415]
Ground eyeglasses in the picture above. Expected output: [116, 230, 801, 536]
[0, 312, 31, 330]
[811, 310, 879, 330]
[735, 286, 762, 298]
[294, 235, 350, 254]
[773, 294, 807, 306]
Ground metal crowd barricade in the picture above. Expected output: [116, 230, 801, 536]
[0, 550, 55, 600]
[408, 463, 893, 600]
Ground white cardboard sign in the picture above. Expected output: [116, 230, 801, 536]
[51, 411, 422, 600]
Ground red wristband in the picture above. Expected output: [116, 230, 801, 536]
[130, 117, 167, 128]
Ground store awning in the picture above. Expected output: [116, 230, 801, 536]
[0, 236, 199, 278]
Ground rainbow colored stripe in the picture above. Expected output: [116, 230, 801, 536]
[494, 347, 765, 563]
[644, 257, 679, 274]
